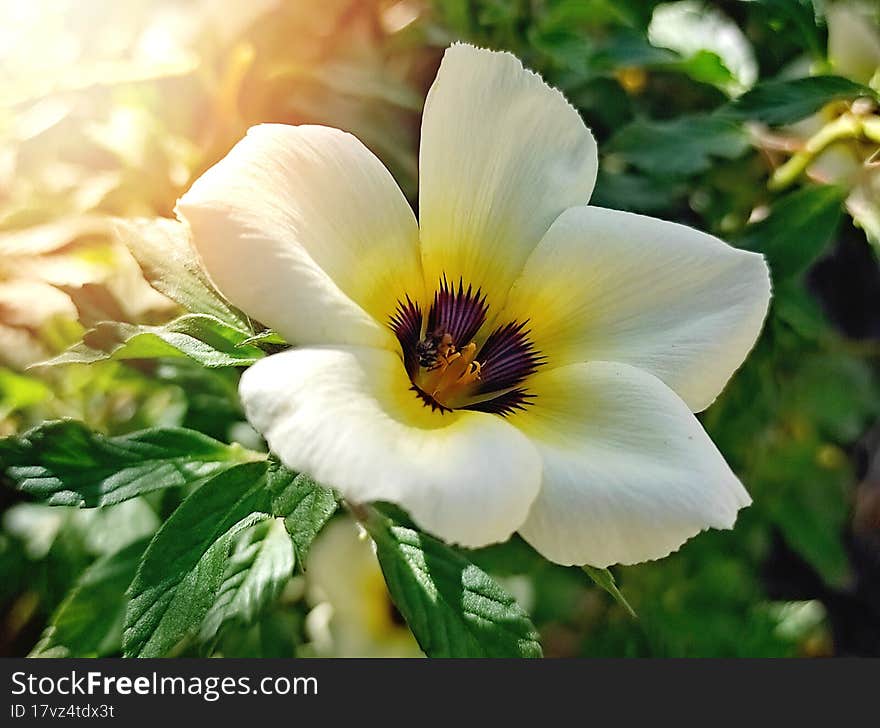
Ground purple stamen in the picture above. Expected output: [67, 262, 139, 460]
[463, 389, 535, 416]
[426, 274, 487, 347]
[473, 320, 544, 394]
[389, 295, 422, 378]
[389, 277, 542, 415]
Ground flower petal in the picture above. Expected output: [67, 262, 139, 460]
[176, 124, 423, 349]
[240, 346, 542, 547]
[513, 361, 751, 567]
[418, 43, 598, 306]
[827, 2, 880, 85]
[501, 206, 771, 411]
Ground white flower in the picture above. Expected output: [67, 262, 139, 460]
[304, 516, 421, 657]
[826, 1, 880, 86]
[804, 1, 880, 247]
[648, 1, 758, 94]
[176, 44, 771, 567]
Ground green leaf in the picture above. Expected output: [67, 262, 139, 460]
[0, 368, 51, 418]
[198, 517, 295, 642]
[366, 512, 542, 658]
[583, 566, 637, 618]
[0, 420, 254, 508]
[790, 354, 880, 443]
[667, 50, 739, 92]
[747, 0, 825, 59]
[122, 456, 337, 657]
[592, 170, 685, 213]
[738, 185, 847, 280]
[31, 537, 149, 657]
[755, 437, 853, 589]
[40, 314, 264, 369]
[772, 281, 831, 341]
[608, 114, 749, 177]
[268, 463, 338, 562]
[239, 329, 287, 348]
[724, 76, 878, 125]
[116, 218, 250, 329]
[772, 497, 851, 589]
[588, 31, 678, 71]
[123, 461, 272, 657]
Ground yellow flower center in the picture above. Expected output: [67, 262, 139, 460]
[390, 277, 544, 416]
[414, 337, 482, 410]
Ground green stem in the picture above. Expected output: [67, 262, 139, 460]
[863, 116, 880, 145]
[769, 115, 863, 191]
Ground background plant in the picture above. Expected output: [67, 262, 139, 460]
[1, 0, 878, 657]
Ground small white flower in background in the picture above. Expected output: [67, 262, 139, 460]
[648, 1, 758, 94]
[304, 516, 421, 658]
[176, 43, 771, 568]
[799, 1, 880, 247]
[826, 0, 880, 87]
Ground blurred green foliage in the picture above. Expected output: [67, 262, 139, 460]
[1, 0, 879, 657]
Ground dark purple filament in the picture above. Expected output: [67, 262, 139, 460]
[426, 275, 488, 351]
[389, 277, 542, 415]
[473, 320, 545, 395]
[389, 294, 422, 379]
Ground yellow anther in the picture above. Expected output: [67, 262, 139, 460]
[436, 333, 455, 360]
[416, 340, 482, 409]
